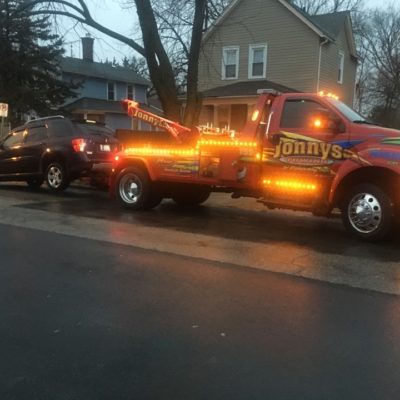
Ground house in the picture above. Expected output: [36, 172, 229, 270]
[197, 0, 358, 131]
[60, 36, 151, 130]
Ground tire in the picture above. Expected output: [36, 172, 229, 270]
[172, 186, 211, 206]
[341, 183, 394, 242]
[116, 167, 161, 210]
[45, 162, 69, 192]
[26, 178, 44, 189]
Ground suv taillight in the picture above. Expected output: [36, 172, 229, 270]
[72, 138, 87, 152]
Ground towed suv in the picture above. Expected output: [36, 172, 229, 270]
[0, 116, 120, 192]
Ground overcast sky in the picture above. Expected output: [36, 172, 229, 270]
[59, 0, 389, 63]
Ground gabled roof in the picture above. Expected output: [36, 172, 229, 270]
[60, 57, 150, 86]
[311, 11, 357, 58]
[310, 11, 349, 38]
[201, 79, 299, 98]
[203, 0, 354, 46]
[63, 97, 126, 114]
[63, 97, 163, 116]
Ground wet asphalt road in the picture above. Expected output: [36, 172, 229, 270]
[1, 183, 400, 399]
[1, 222, 400, 400]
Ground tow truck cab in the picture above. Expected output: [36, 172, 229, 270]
[112, 91, 400, 241]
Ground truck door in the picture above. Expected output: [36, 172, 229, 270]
[264, 97, 348, 173]
[263, 96, 348, 203]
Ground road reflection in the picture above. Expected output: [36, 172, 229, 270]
[1, 183, 400, 264]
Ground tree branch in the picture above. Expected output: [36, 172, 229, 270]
[17, 0, 146, 56]
[154, 10, 190, 58]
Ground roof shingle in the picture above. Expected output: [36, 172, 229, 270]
[60, 57, 150, 86]
[201, 79, 300, 98]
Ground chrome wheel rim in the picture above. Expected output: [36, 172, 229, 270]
[348, 192, 382, 234]
[119, 173, 142, 204]
[47, 166, 63, 188]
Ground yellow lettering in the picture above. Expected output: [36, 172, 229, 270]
[293, 141, 306, 155]
[274, 142, 282, 158]
[307, 142, 320, 156]
[331, 144, 343, 159]
[320, 143, 332, 160]
[282, 142, 293, 156]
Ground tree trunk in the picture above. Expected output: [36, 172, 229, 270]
[134, 0, 182, 122]
[183, 0, 207, 128]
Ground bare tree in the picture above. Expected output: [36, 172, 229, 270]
[289, 0, 363, 15]
[359, 6, 400, 127]
[17, 0, 229, 126]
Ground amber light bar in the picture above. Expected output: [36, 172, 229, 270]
[123, 147, 199, 157]
[263, 179, 317, 191]
[121, 139, 258, 158]
[318, 91, 339, 100]
[197, 139, 258, 147]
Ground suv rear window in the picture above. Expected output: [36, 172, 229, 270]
[47, 119, 74, 137]
[73, 122, 115, 137]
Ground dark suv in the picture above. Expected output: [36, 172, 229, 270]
[0, 116, 120, 192]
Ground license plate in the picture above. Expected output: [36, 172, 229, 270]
[100, 144, 111, 152]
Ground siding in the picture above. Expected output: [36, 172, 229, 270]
[63, 73, 148, 104]
[134, 85, 148, 103]
[105, 113, 132, 130]
[319, 27, 357, 105]
[199, 0, 320, 93]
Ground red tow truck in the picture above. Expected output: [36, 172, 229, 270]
[110, 90, 400, 241]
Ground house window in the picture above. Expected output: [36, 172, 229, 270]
[338, 51, 344, 84]
[107, 82, 116, 100]
[127, 84, 134, 100]
[222, 46, 239, 79]
[248, 44, 267, 79]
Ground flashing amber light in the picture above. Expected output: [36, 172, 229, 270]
[318, 91, 339, 100]
[263, 178, 317, 192]
[313, 118, 322, 128]
[251, 110, 260, 122]
[115, 155, 120, 161]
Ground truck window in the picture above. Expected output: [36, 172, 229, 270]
[280, 99, 329, 129]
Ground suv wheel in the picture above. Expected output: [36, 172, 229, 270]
[26, 178, 44, 189]
[45, 162, 69, 192]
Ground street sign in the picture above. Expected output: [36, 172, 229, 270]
[0, 103, 8, 118]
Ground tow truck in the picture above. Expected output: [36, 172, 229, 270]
[110, 90, 400, 241]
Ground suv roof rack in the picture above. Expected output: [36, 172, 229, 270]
[25, 115, 65, 124]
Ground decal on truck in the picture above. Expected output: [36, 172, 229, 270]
[262, 131, 370, 167]
[156, 157, 199, 175]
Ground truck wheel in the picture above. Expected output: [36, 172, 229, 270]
[341, 183, 394, 241]
[172, 187, 211, 206]
[45, 162, 69, 192]
[116, 167, 161, 210]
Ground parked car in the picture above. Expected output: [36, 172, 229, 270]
[0, 116, 121, 192]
